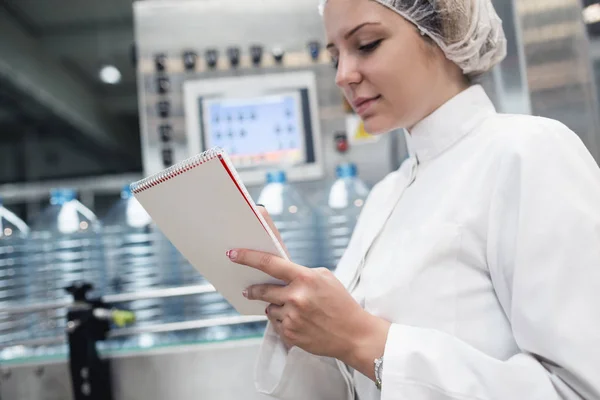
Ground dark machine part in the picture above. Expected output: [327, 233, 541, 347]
[334, 131, 349, 153]
[157, 76, 170, 94]
[65, 283, 114, 400]
[205, 49, 219, 69]
[227, 47, 241, 68]
[154, 53, 167, 72]
[308, 40, 321, 61]
[157, 101, 170, 119]
[159, 124, 173, 143]
[272, 47, 285, 64]
[130, 43, 138, 68]
[162, 148, 174, 166]
[250, 45, 263, 66]
[183, 51, 198, 71]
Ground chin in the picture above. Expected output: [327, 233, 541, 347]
[362, 116, 400, 135]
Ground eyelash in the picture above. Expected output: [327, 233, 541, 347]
[359, 39, 383, 53]
[331, 39, 383, 69]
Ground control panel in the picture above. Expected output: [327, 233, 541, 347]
[184, 72, 323, 184]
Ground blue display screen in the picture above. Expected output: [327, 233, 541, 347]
[201, 92, 305, 167]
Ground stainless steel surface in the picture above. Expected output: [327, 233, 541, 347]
[0, 300, 71, 316]
[0, 284, 217, 315]
[1, 338, 270, 400]
[134, 0, 407, 188]
[1, 335, 64, 349]
[1, 314, 266, 349]
[110, 315, 267, 337]
[514, 0, 600, 162]
[487, 0, 532, 115]
[103, 283, 216, 303]
[0, 173, 142, 204]
[0, 358, 73, 400]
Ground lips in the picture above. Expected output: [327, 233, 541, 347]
[352, 95, 381, 116]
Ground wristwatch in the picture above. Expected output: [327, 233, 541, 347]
[374, 356, 384, 390]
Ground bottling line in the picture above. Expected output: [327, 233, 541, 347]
[1, 0, 599, 399]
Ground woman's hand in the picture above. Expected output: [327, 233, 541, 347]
[227, 248, 391, 381]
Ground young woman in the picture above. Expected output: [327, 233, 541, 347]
[227, 0, 600, 398]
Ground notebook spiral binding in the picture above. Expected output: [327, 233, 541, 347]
[130, 147, 224, 194]
[130, 146, 290, 261]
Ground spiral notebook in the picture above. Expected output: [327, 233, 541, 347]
[130, 148, 288, 315]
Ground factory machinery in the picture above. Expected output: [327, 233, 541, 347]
[1, 0, 598, 398]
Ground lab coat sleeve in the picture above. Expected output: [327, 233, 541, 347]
[380, 119, 600, 400]
[254, 322, 354, 399]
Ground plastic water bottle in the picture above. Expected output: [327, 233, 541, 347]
[0, 200, 31, 347]
[172, 240, 237, 327]
[29, 189, 105, 339]
[179, 247, 236, 324]
[103, 185, 181, 327]
[178, 269, 237, 336]
[319, 164, 370, 270]
[257, 171, 320, 268]
[102, 188, 235, 343]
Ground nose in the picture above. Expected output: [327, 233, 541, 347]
[335, 55, 361, 88]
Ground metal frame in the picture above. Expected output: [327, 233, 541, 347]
[183, 71, 325, 185]
[0, 173, 142, 204]
[0, 284, 267, 350]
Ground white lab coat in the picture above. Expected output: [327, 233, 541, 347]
[254, 85, 600, 400]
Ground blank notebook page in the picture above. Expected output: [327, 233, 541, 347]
[131, 148, 286, 315]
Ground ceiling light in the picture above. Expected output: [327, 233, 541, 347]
[583, 3, 600, 24]
[99, 65, 121, 84]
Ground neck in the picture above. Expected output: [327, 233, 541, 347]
[407, 78, 470, 133]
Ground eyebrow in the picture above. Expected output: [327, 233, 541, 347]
[326, 22, 382, 49]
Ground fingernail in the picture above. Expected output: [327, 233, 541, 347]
[227, 250, 238, 260]
[265, 307, 269, 315]
[242, 289, 248, 298]
[256, 204, 265, 208]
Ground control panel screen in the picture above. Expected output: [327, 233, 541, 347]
[201, 92, 306, 168]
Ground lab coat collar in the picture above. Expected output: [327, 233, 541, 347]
[406, 85, 496, 163]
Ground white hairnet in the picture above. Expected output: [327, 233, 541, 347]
[319, 0, 507, 77]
